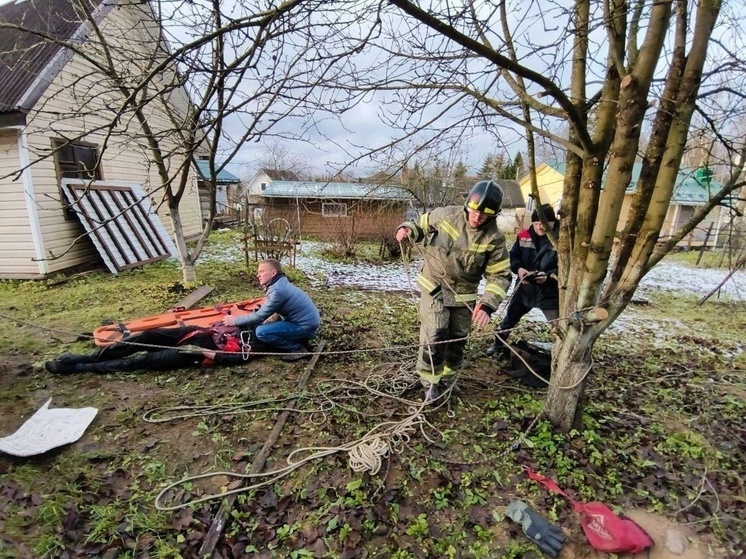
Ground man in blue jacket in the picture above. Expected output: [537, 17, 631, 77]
[486, 204, 559, 358]
[223, 259, 320, 361]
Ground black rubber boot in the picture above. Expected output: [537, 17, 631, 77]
[422, 383, 441, 404]
[440, 366, 462, 395]
[486, 336, 510, 358]
[57, 353, 98, 366]
[45, 360, 77, 375]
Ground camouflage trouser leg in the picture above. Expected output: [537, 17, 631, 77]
[417, 293, 471, 387]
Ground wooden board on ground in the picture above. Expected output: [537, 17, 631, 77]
[198, 339, 326, 558]
[169, 285, 214, 311]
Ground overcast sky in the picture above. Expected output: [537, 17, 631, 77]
[159, 0, 744, 182]
[158, 0, 536, 181]
[223, 106, 523, 181]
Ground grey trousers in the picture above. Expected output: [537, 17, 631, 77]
[417, 291, 471, 385]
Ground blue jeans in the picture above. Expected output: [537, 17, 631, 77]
[255, 321, 317, 351]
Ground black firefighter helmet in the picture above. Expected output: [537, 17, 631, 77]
[464, 180, 503, 220]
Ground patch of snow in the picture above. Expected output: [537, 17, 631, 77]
[638, 260, 744, 300]
[201, 239, 746, 301]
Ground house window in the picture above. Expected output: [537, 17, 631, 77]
[52, 139, 103, 219]
[323, 203, 347, 217]
[261, 182, 267, 191]
[52, 140, 102, 180]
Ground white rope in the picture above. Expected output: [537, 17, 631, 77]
[348, 437, 390, 475]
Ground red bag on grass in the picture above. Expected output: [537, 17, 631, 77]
[524, 466, 654, 554]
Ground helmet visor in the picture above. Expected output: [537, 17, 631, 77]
[466, 200, 496, 215]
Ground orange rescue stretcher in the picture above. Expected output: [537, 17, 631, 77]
[92, 297, 265, 347]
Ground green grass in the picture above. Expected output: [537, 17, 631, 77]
[0, 230, 744, 557]
[662, 245, 742, 268]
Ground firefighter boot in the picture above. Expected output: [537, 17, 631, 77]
[422, 382, 440, 404]
[440, 366, 462, 395]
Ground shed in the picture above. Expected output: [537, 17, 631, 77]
[259, 181, 415, 240]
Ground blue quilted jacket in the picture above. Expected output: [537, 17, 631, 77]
[235, 274, 320, 331]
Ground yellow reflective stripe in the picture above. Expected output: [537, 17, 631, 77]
[484, 283, 507, 298]
[419, 371, 443, 384]
[419, 213, 430, 230]
[442, 365, 455, 377]
[454, 292, 479, 302]
[466, 201, 496, 214]
[469, 242, 494, 253]
[440, 220, 460, 240]
[486, 259, 510, 273]
[417, 274, 438, 292]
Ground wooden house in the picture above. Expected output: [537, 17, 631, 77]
[243, 169, 300, 204]
[0, 0, 202, 279]
[258, 181, 415, 241]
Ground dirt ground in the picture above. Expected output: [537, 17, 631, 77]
[1, 341, 742, 559]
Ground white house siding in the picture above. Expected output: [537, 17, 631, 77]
[6, 2, 202, 277]
[0, 133, 40, 278]
[244, 171, 271, 202]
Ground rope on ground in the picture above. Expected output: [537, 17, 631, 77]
[0, 308, 595, 362]
[154, 396, 436, 511]
[0, 308, 597, 392]
[142, 394, 316, 423]
[149, 358, 533, 512]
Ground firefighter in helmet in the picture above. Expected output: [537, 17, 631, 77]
[395, 180, 512, 402]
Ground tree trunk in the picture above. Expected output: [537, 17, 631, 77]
[182, 262, 197, 284]
[544, 323, 598, 432]
[167, 203, 200, 285]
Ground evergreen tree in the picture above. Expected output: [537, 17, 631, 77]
[478, 155, 494, 178]
[513, 152, 524, 179]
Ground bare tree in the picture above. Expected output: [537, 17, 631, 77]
[298, 0, 746, 429]
[253, 138, 313, 179]
[1, 0, 371, 282]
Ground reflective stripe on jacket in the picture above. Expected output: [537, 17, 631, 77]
[399, 206, 511, 310]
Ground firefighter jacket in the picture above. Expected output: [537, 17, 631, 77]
[399, 206, 512, 312]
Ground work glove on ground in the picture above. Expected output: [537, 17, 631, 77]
[506, 500, 566, 557]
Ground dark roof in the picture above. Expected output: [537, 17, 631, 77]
[263, 169, 300, 181]
[494, 179, 523, 209]
[262, 181, 414, 201]
[195, 161, 241, 184]
[0, 0, 111, 114]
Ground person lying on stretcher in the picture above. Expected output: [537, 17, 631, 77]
[45, 259, 320, 374]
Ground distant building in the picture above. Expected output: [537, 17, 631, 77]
[259, 181, 415, 240]
[492, 179, 524, 234]
[518, 162, 730, 247]
[195, 160, 242, 226]
[243, 169, 301, 204]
